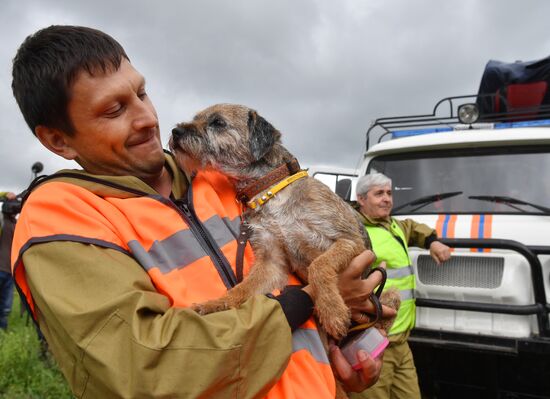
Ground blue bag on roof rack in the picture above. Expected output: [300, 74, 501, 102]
[477, 56, 550, 117]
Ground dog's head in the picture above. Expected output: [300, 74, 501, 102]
[170, 104, 282, 178]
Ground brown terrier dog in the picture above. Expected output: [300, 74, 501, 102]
[170, 104, 398, 340]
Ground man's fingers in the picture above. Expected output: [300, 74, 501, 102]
[357, 350, 382, 385]
[351, 310, 373, 324]
[329, 344, 356, 383]
[345, 250, 377, 278]
[344, 265, 387, 306]
[354, 301, 397, 319]
[361, 261, 387, 290]
[329, 345, 383, 393]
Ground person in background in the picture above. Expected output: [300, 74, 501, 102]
[351, 172, 451, 399]
[10, 25, 393, 398]
[0, 191, 17, 330]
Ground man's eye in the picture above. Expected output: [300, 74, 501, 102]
[105, 105, 123, 117]
[209, 118, 227, 128]
[138, 91, 147, 100]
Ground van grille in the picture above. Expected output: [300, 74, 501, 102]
[417, 255, 504, 288]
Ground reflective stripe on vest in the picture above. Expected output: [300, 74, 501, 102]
[128, 214, 241, 273]
[386, 265, 413, 279]
[365, 219, 416, 335]
[292, 327, 329, 364]
[11, 169, 334, 398]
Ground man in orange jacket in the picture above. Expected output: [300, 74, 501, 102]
[11, 25, 391, 398]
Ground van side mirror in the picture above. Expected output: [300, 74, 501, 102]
[335, 178, 352, 201]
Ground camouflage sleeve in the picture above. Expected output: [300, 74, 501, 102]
[396, 218, 437, 249]
[23, 241, 291, 398]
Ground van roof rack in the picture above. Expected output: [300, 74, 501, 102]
[365, 94, 550, 150]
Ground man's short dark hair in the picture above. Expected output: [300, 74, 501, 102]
[11, 25, 129, 136]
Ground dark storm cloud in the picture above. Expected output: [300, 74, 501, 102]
[1, 0, 549, 192]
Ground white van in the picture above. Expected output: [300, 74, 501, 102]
[316, 94, 550, 398]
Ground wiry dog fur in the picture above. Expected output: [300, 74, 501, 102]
[170, 104, 398, 340]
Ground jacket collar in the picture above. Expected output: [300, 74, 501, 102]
[358, 210, 393, 228]
[24, 152, 188, 200]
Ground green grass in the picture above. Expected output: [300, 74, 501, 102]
[0, 293, 73, 399]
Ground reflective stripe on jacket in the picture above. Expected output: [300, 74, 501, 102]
[12, 166, 334, 398]
[365, 218, 416, 335]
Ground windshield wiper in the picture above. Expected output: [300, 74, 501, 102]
[393, 191, 463, 213]
[468, 195, 550, 215]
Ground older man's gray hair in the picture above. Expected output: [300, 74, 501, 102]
[356, 172, 392, 197]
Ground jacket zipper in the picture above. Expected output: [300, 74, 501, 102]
[171, 185, 237, 289]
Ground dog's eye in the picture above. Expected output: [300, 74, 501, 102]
[209, 117, 227, 129]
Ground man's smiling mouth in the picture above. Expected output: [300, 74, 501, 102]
[127, 130, 158, 147]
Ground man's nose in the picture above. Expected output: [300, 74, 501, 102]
[133, 101, 158, 130]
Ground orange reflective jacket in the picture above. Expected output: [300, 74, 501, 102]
[12, 168, 335, 398]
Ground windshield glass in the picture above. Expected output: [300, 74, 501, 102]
[367, 146, 550, 215]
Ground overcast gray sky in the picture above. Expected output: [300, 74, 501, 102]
[1, 0, 549, 192]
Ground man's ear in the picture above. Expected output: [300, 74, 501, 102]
[35, 125, 78, 160]
[247, 110, 280, 161]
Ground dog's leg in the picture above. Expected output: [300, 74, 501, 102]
[308, 238, 364, 340]
[192, 243, 289, 315]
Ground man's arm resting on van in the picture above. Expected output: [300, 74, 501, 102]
[397, 218, 437, 249]
[398, 219, 451, 265]
[427, 241, 451, 265]
[23, 241, 293, 398]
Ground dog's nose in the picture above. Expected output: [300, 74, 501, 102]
[172, 124, 198, 139]
[171, 126, 186, 138]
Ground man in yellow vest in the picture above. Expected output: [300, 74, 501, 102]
[351, 172, 451, 399]
[10, 25, 391, 398]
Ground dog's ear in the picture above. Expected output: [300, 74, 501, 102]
[247, 110, 280, 161]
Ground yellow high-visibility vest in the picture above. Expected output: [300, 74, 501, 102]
[365, 219, 415, 335]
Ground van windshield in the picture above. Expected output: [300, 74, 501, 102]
[367, 146, 550, 215]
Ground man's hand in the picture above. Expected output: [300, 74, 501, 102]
[329, 343, 382, 392]
[338, 250, 396, 323]
[326, 250, 394, 392]
[429, 241, 451, 265]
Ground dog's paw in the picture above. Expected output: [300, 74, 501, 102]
[316, 302, 351, 340]
[191, 298, 230, 315]
[376, 287, 401, 333]
[321, 316, 351, 341]
[380, 287, 401, 311]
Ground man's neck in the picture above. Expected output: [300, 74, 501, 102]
[145, 167, 173, 198]
[362, 212, 392, 226]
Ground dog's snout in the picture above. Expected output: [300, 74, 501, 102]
[172, 126, 189, 138]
